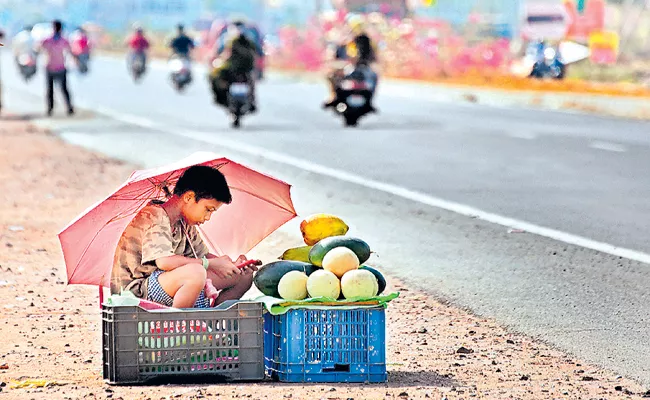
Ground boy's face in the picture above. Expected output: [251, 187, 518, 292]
[181, 192, 224, 225]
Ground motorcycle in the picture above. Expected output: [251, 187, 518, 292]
[226, 76, 254, 128]
[73, 52, 90, 74]
[530, 47, 565, 80]
[331, 64, 376, 127]
[129, 52, 146, 82]
[168, 56, 192, 92]
[16, 51, 37, 82]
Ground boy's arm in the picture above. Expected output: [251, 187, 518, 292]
[155, 254, 200, 271]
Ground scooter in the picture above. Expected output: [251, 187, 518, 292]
[530, 47, 565, 80]
[17, 51, 37, 81]
[169, 56, 192, 92]
[330, 63, 377, 127]
[129, 52, 146, 83]
[226, 76, 254, 128]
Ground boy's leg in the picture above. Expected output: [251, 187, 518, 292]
[206, 269, 254, 305]
[155, 263, 207, 308]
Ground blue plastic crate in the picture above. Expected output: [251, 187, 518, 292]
[263, 307, 387, 383]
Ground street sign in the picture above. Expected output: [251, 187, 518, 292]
[521, 2, 571, 41]
[589, 31, 619, 64]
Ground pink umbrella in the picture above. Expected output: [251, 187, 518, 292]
[58, 152, 296, 289]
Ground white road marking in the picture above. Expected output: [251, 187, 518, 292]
[508, 131, 538, 140]
[589, 141, 627, 153]
[79, 107, 650, 266]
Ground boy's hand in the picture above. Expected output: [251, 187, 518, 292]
[235, 254, 248, 265]
[235, 254, 259, 274]
[209, 256, 241, 279]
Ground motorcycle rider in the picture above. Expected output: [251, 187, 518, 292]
[169, 23, 194, 59]
[70, 27, 91, 71]
[126, 26, 150, 71]
[12, 25, 36, 67]
[322, 18, 378, 112]
[209, 23, 258, 112]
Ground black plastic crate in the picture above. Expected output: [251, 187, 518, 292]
[102, 300, 264, 384]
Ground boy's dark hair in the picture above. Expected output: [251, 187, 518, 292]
[174, 165, 232, 204]
[53, 20, 63, 33]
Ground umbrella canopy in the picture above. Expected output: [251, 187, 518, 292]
[58, 152, 296, 287]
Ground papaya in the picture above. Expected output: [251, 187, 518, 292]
[300, 214, 349, 246]
[359, 265, 386, 295]
[279, 245, 313, 263]
[253, 261, 318, 297]
[309, 236, 370, 267]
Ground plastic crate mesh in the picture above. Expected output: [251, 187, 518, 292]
[304, 309, 370, 365]
[136, 318, 241, 375]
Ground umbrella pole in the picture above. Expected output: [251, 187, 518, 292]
[99, 285, 104, 309]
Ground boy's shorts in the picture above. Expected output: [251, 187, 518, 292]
[147, 269, 210, 308]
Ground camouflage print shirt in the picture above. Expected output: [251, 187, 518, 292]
[110, 202, 209, 297]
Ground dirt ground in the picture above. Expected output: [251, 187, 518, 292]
[1, 118, 649, 400]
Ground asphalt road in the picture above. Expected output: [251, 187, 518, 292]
[3, 54, 650, 384]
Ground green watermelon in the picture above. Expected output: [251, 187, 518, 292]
[309, 236, 371, 267]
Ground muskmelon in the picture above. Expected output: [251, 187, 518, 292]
[359, 265, 386, 295]
[341, 269, 379, 299]
[253, 261, 318, 297]
[306, 270, 341, 299]
[278, 271, 309, 300]
[322, 247, 359, 278]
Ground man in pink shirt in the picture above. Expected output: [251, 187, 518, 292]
[40, 20, 74, 116]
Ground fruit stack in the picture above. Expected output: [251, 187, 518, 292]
[253, 214, 386, 301]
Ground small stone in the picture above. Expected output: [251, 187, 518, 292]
[581, 376, 597, 381]
[495, 368, 502, 373]
[417, 327, 427, 334]
[506, 339, 515, 344]
[491, 360, 497, 365]
[642, 390, 650, 397]
[329, 388, 336, 392]
[456, 346, 473, 354]
[615, 386, 623, 391]
[520, 375, 529, 381]
[398, 392, 409, 398]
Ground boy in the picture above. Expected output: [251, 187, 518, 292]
[110, 165, 256, 308]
